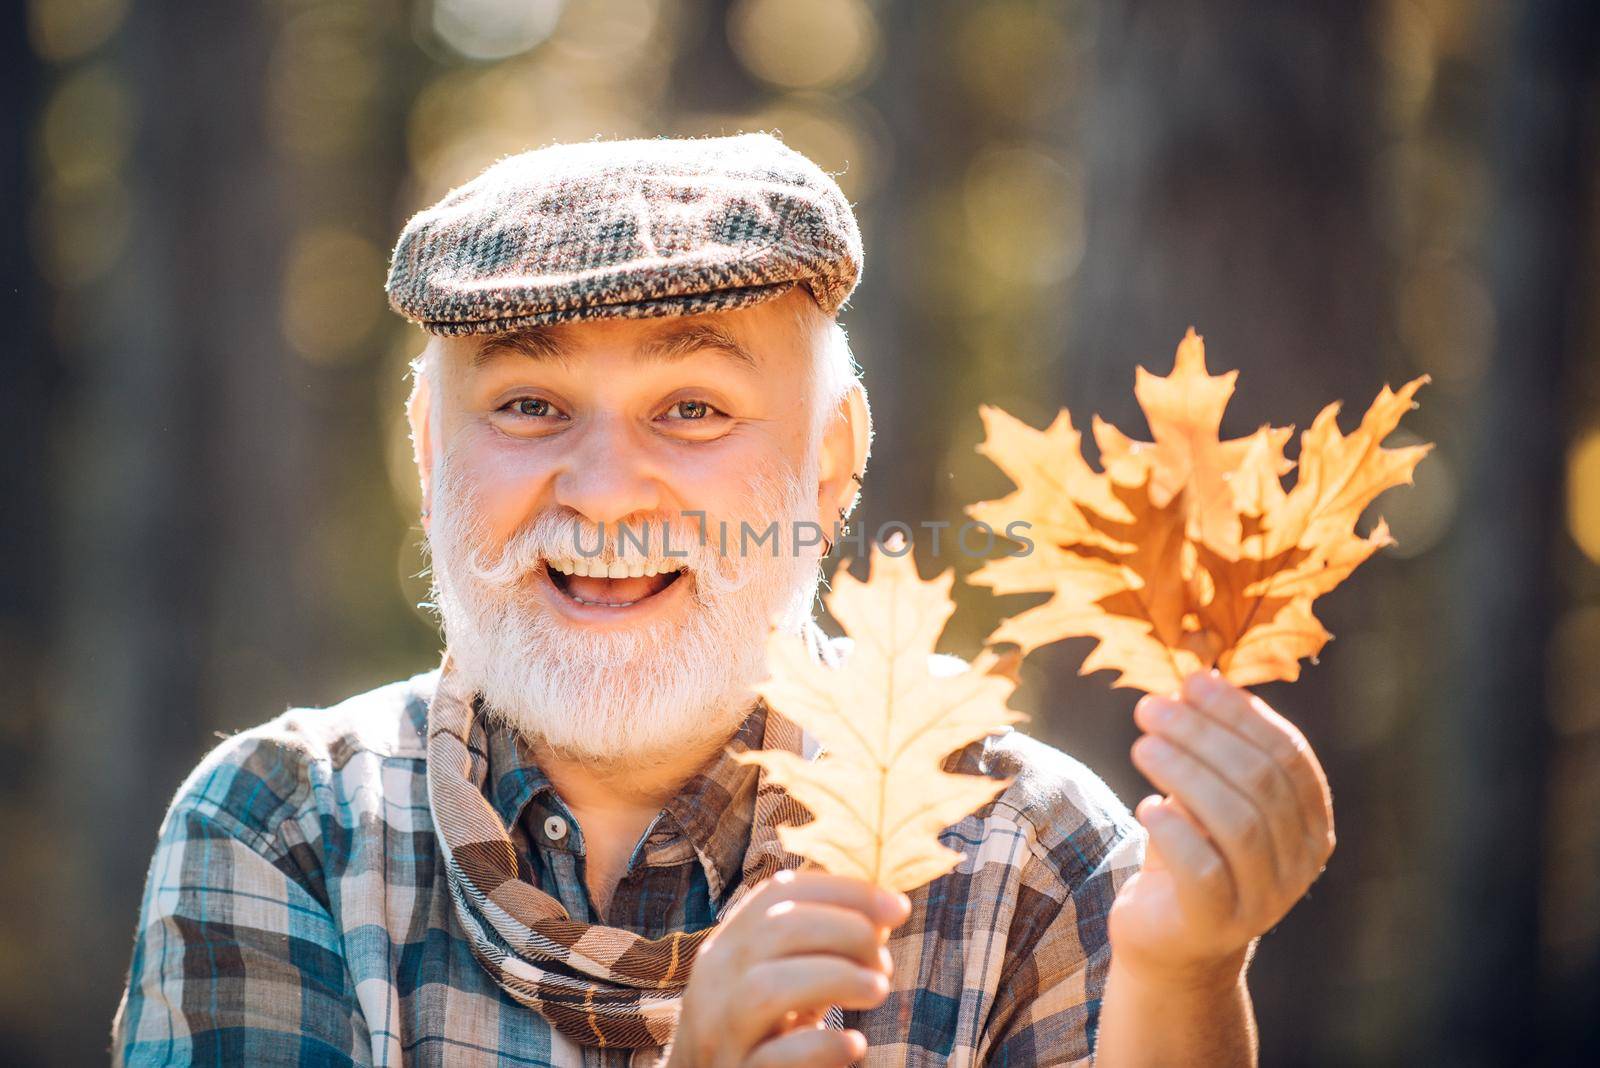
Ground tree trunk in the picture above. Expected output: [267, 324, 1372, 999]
[1071, 3, 1391, 1062]
[1436, 1, 1598, 1063]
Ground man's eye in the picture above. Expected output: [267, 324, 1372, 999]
[507, 397, 556, 418]
[667, 400, 718, 420]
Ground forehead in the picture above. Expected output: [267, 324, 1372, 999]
[439, 292, 806, 375]
[471, 318, 759, 371]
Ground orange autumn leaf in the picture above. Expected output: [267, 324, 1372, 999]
[1091, 328, 1296, 560]
[737, 539, 1027, 893]
[968, 328, 1431, 693]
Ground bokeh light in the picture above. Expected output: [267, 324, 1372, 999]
[26, 0, 128, 63]
[29, 178, 130, 286]
[728, 0, 880, 92]
[268, 6, 384, 162]
[38, 64, 134, 189]
[1378, 0, 1438, 129]
[550, 0, 663, 66]
[280, 227, 388, 363]
[1567, 428, 1600, 564]
[1396, 265, 1494, 389]
[962, 143, 1084, 299]
[431, 0, 566, 62]
[949, 0, 1079, 124]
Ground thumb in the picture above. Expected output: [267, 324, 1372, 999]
[1136, 793, 1235, 923]
[1134, 795, 1173, 874]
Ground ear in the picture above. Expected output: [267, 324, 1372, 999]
[406, 346, 439, 531]
[816, 381, 872, 531]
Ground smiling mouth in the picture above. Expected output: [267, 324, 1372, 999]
[542, 556, 687, 608]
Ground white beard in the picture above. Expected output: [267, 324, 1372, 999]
[424, 455, 822, 769]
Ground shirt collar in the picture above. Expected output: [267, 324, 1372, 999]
[481, 702, 557, 830]
[659, 703, 768, 903]
[473, 693, 773, 905]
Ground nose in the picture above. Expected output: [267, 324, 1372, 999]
[549, 412, 663, 528]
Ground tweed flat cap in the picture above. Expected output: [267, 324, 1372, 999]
[385, 132, 862, 335]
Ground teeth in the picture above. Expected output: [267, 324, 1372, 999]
[545, 556, 687, 582]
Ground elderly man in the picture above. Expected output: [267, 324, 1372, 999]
[113, 133, 1333, 1066]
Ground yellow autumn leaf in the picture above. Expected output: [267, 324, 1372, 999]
[1256, 377, 1434, 560]
[970, 405, 1133, 553]
[737, 540, 1028, 893]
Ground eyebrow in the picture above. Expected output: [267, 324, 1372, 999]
[473, 327, 568, 367]
[472, 322, 760, 370]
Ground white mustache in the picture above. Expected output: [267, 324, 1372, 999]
[468, 514, 747, 597]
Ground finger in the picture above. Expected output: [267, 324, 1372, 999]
[731, 954, 888, 1051]
[757, 900, 893, 972]
[1134, 793, 1235, 923]
[1131, 733, 1276, 920]
[744, 869, 912, 930]
[1182, 671, 1335, 857]
[769, 1006, 828, 1039]
[746, 1026, 867, 1068]
[1135, 695, 1307, 881]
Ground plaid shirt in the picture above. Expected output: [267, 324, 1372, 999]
[113, 664, 1145, 1066]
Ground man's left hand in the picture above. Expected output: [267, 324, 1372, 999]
[1110, 669, 1336, 985]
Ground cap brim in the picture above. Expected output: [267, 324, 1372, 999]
[416, 280, 803, 337]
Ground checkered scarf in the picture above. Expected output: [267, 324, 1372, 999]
[425, 651, 845, 1049]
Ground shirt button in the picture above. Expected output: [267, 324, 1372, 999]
[543, 814, 569, 841]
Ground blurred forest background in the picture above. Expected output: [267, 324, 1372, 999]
[3, 0, 1599, 1064]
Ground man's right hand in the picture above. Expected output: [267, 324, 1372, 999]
[665, 869, 912, 1067]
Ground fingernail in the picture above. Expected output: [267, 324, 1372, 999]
[1150, 700, 1178, 726]
[879, 888, 910, 919]
[1132, 799, 1171, 824]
